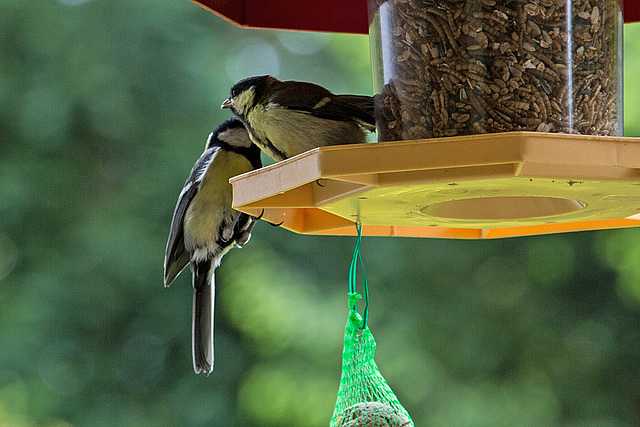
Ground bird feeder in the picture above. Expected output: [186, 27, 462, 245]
[193, 0, 640, 239]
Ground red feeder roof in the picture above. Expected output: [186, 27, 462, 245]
[192, 0, 638, 33]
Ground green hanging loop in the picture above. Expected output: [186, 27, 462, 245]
[349, 222, 369, 330]
[332, 221, 414, 427]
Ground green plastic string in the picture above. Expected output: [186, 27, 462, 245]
[349, 222, 369, 330]
[331, 222, 415, 427]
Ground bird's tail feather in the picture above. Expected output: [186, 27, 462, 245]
[192, 260, 215, 375]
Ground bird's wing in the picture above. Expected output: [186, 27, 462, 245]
[337, 94, 375, 116]
[164, 148, 218, 287]
[336, 94, 376, 131]
[270, 82, 376, 129]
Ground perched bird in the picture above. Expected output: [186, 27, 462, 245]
[164, 117, 262, 375]
[221, 75, 376, 161]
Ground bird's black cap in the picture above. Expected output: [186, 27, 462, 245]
[229, 75, 272, 97]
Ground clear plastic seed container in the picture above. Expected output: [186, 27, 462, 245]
[369, 0, 623, 141]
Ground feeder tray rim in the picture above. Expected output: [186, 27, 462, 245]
[230, 132, 640, 239]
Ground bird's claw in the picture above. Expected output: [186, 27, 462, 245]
[252, 209, 265, 221]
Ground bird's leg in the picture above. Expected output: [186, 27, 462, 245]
[222, 221, 236, 242]
[235, 230, 251, 247]
[235, 219, 256, 247]
[235, 210, 263, 247]
[224, 209, 250, 242]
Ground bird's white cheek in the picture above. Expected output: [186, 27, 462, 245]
[218, 128, 253, 148]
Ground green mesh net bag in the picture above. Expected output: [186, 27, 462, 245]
[330, 225, 414, 427]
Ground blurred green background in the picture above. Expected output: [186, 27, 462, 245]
[2, 0, 640, 425]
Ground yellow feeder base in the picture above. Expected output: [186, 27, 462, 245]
[230, 132, 640, 239]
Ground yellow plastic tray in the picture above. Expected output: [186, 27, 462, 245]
[230, 132, 640, 239]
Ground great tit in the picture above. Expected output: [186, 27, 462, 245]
[164, 117, 262, 375]
[221, 75, 376, 161]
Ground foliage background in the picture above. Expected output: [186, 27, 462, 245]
[2, 0, 640, 425]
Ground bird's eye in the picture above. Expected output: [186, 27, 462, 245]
[231, 89, 237, 97]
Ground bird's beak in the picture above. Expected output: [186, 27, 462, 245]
[221, 98, 232, 109]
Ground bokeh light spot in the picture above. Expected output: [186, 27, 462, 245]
[564, 319, 613, 366]
[473, 256, 528, 309]
[38, 341, 94, 395]
[116, 333, 166, 393]
[20, 87, 71, 147]
[524, 236, 577, 288]
[0, 233, 19, 281]
[56, 0, 92, 5]
[221, 250, 343, 358]
[238, 364, 336, 425]
[277, 31, 330, 55]
[225, 39, 280, 83]
[595, 228, 640, 307]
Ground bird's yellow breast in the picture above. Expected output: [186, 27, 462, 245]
[246, 105, 366, 160]
[183, 150, 253, 250]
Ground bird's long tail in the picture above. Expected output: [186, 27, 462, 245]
[192, 260, 215, 375]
